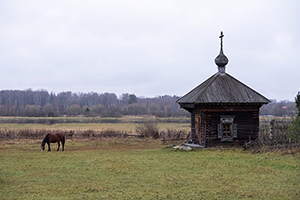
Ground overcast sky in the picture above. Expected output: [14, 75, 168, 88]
[0, 0, 299, 101]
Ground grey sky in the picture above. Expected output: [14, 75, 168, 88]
[0, 0, 299, 101]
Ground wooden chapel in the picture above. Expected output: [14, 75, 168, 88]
[177, 32, 270, 147]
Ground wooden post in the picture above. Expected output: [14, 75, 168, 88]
[270, 119, 275, 140]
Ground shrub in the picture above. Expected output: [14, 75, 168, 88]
[288, 117, 300, 143]
[135, 122, 159, 139]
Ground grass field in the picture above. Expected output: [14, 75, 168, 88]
[0, 116, 190, 124]
[0, 122, 190, 136]
[0, 138, 299, 200]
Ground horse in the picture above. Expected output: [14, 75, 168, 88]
[41, 133, 65, 152]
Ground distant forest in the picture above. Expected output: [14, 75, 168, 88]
[0, 89, 297, 117]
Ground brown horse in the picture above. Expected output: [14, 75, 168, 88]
[41, 133, 65, 152]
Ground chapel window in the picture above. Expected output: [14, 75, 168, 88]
[218, 116, 237, 141]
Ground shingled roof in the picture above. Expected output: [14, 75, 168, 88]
[177, 72, 270, 104]
[177, 31, 270, 106]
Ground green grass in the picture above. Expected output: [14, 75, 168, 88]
[0, 139, 299, 200]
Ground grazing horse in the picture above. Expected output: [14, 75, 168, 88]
[41, 133, 65, 152]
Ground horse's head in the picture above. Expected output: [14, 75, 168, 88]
[41, 143, 45, 152]
[41, 133, 49, 152]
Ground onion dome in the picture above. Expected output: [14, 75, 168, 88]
[215, 31, 229, 73]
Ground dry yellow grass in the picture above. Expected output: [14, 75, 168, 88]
[0, 122, 190, 134]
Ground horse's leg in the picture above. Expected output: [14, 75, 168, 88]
[48, 142, 51, 151]
[62, 137, 65, 151]
[57, 141, 60, 151]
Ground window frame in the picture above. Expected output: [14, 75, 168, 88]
[218, 116, 237, 141]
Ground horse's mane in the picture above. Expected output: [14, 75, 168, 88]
[41, 133, 50, 145]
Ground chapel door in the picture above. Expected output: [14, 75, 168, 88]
[195, 114, 201, 141]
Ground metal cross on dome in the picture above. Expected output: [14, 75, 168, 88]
[219, 31, 224, 50]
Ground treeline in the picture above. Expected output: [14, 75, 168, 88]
[0, 90, 297, 117]
[0, 89, 188, 117]
[260, 99, 297, 117]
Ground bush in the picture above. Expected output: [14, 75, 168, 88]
[288, 117, 300, 143]
[135, 122, 159, 139]
[288, 92, 300, 143]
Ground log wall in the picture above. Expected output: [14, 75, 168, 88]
[192, 104, 262, 146]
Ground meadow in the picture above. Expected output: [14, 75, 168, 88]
[0, 116, 190, 139]
[0, 138, 299, 200]
[0, 122, 190, 133]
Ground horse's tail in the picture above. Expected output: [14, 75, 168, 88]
[62, 135, 66, 144]
[61, 133, 66, 143]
